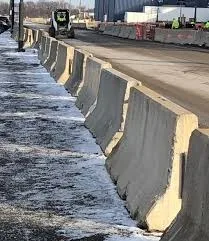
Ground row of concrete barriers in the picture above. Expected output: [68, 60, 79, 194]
[15, 27, 209, 240]
[102, 24, 137, 40]
[100, 23, 155, 41]
[100, 23, 209, 47]
[155, 28, 209, 47]
[72, 22, 98, 30]
[72, 22, 87, 30]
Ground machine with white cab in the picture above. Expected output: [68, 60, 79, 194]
[49, 9, 75, 38]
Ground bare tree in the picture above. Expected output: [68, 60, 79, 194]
[0, 1, 89, 19]
[24, 1, 73, 18]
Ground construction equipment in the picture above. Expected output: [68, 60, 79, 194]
[49, 9, 75, 38]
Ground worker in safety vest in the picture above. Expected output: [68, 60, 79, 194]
[204, 21, 209, 30]
[172, 18, 180, 29]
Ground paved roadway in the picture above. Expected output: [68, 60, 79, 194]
[0, 31, 158, 241]
[29, 23, 209, 126]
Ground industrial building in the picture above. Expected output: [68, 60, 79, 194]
[95, 0, 209, 22]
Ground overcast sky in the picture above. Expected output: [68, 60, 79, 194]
[71, 0, 94, 8]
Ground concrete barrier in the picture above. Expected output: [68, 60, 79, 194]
[23, 28, 29, 47]
[43, 39, 58, 72]
[102, 24, 137, 40]
[75, 57, 111, 116]
[32, 29, 37, 43]
[41, 37, 52, 65]
[72, 22, 87, 29]
[26, 28, 34, 47]
[154, 28, 205, 46]
[32, 30, 43, 49]
[23, 28, 35, 47]
[119, 26, 132, 39]
[103, 25, 114, 35]
[23, 28, 29, 43]
[40, 36, 50, 64]
[112, 25, 121, 37]
[64, 49, 92, 97]
[38, 35, 47, 61]
[99, 23, 106, 32]
[85, 68, 139, 155]
[99, 23, 114, 32]
[153, 28, 164, 42]
[37, 30, 44, 49]
[29, 17, 48, 24]
[86, 21, 98, 29]
[173, 30, 201, 45]
[51, 42, 74, 85]
[203, 31, 209, 47]
[31, 29, 38, 48]
[128, 26, 136, 40]
[106, 86, 198, 231]
[189, 30, 205, 46]
[161, 128, 209, 241]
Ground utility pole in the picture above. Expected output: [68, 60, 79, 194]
[69, 0, 72, 16]
[194, 0, 197, 22]
[9, 0, 15, 33]
[156, 0, 160, 23]
[79, 0, 82, 22]
[194, 6, 197, 22]
[79, 0, 82, 13]
[18, 0, 25, 52]
[177, 0, 185, 24]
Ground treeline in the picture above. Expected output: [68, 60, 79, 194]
[0, 3, 9, 16]
[0, 1, 90, 18]
[24, 1, 74, 18]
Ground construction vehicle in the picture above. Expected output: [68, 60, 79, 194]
[49, 9, 75, 38]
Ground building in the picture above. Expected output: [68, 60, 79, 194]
[95, 0, 209, 21]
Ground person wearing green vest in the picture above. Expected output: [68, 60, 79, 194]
[172, 18, 180, 29]
[204, 21, 209, 30]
